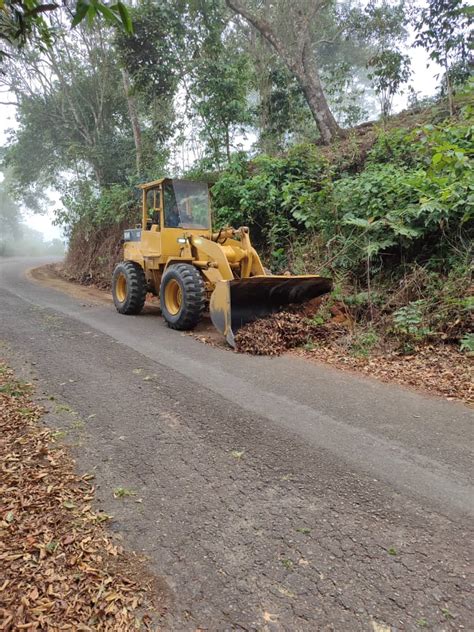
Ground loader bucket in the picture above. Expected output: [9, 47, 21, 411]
[210, 275, 332, 347]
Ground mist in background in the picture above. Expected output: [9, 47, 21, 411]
[0, 175, 65, 257]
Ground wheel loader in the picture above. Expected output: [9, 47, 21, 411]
[112, 178, 332, 346]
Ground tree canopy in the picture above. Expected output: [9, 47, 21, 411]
[0, 0, 470, 226]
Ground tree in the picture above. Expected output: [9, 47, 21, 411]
[413, 0, 472, 115]
[114, 0, 187, 173]
[225, 0, 342, 144]
[188, 51, 253, 165]
[0, 174, 21, 255]
[2, 19, 136, 203]
[116, 0, 253, 169]
[183, 3, 253, 167]
[121, 67, 143, 176]
[367, 50, 411, 118]
[0, 0, 132, 63]
[348, 0, 409, 119]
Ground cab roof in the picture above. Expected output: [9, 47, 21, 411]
[137, 177, 210, 191]
[137, 178, 168, 190]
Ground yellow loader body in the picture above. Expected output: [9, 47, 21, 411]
[112, 178, 331, 346]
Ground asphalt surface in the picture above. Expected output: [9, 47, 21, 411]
[0, 256, 472, 631]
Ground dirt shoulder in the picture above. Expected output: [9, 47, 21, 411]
[0, 361, 165, 630]
[30, 263, 472, 405]
[27, 263, 113, 306]
[296, 343, 472, 405]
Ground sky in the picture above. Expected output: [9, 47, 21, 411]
[0, 13, 442, 243]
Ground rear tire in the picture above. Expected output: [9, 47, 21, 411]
[112, 261, 147, 315]
[160, 264, 206, 330]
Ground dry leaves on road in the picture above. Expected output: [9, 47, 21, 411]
[234, 308, 472, 404]
[0, 362, 163, 630]
[298, 342, 473, 405]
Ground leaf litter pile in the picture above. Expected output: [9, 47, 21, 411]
[234, 303, 472, 405]
[0, 362, 161, 630]
[234, 306, 333, 356]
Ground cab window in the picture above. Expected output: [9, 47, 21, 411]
[145, 188, 161, 229]
[163, 180, 210, 229]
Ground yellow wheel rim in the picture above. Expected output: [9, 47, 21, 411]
[164, 279, 182, 315]
[116, 272, 128, 302]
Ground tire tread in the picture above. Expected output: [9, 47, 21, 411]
[161, 263, 205, 330]
[112, 261, 147, 315]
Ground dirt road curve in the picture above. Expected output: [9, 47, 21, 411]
[1, 257, 473, 631]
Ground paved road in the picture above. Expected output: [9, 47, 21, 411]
[1, 257, 472, 631]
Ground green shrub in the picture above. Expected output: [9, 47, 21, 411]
[59, 180, 139, 231]
[392, 301, 431, 338]
[212, 117, 472, 274]
[460, 333, 474, 353]
[212, 147, 332, 253]
[350, 329, 380, 357]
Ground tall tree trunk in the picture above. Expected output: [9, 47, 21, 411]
[300, 45, 341, 144]
[225, 125, 231, 162]
[444, 57, 454, 117]
[225, 0, 342, 144]
[121, 68, 143, 175]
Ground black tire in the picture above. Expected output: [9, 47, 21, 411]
[160, 263, 206, 330]
[112, 261, 147, 315]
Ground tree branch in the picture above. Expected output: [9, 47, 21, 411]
[225, 0, 294, 69]
[26, 3, 58, 16]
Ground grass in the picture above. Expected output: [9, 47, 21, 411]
[441, 608, 453, 620]
[51, 429, 68, 441]
[113, 486, 137, 498]
[296, 527, 311, 535]
[55, 403, 75, 414]
[0, 380, 31, 397]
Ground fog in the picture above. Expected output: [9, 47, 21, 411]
[0, 222, 65, 257]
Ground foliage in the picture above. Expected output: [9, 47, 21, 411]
[349, 329, 380, 357]
[0, 174, 20, 241]
[367, 50, 412, 118]
[115, 0, 185, 102]
[392, 301, 431, 338]
[3, 24, 138, 198]
[186, 27, 253, 166]
[459, 334, 474, 353]
[412, 0, 472, 114]
[0, 0, 132, 63]
[57, 180, 140, 233]
[212, 112, 473, 273]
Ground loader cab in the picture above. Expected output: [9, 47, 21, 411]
[139, 178, 211, 233]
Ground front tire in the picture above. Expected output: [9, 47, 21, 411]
[112, 261, 147, 315]
[160, 264, 206, 330]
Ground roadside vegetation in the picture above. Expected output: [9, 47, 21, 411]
[0, 0, 472, 390]
[218, 97, 473, 359]
[0, 362, 160, 629]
